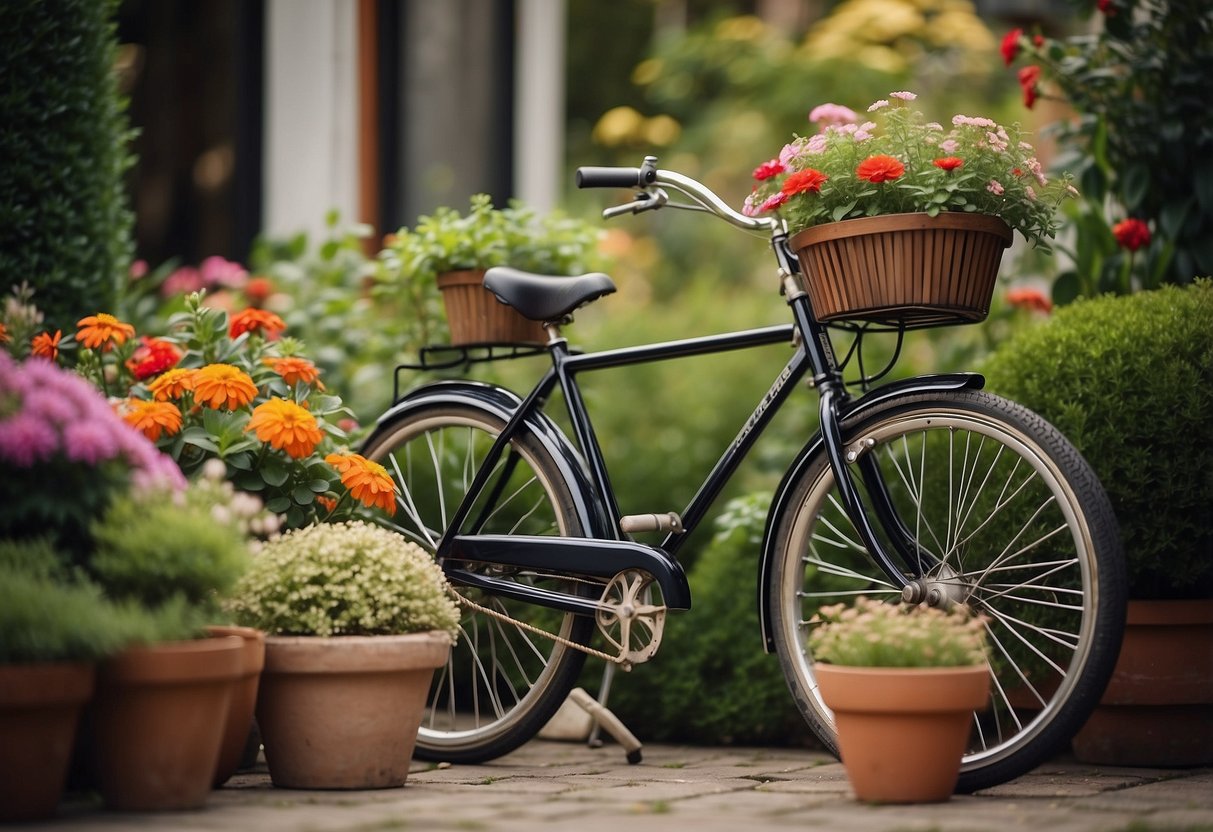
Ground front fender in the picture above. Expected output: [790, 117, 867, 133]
[365, 380, 614, 539]
[756, 373, 984, 651]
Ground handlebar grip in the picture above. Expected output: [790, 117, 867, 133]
[575, 166, 655, 189]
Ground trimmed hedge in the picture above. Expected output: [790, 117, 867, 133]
[0, 0, 133, 330]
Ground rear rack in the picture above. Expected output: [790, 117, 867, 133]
[392, 343, 552, 402]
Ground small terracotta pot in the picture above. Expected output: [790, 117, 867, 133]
[816, 663, 990, 804]
[90, 636, 243, 811]
[206, 625, 266, 786]
[0, 662, 95, 822]
[256, 632, 451, 789]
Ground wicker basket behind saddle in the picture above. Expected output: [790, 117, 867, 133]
[436, 270, 547, 347]
[789, 212, 1014, 329]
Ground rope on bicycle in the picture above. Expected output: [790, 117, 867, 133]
[445, 584, 632, 668]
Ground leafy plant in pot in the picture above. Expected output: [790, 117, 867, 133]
[808, 597, 990, 804]
[983, 280, 1213, 765]
[376, 194, 601, 346]
[226, 520, 460, 789]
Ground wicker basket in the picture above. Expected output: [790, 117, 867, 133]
[789, 212, 1013, 329]
[436, 270, 547, 346]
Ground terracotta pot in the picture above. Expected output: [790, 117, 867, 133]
[256, 632, 451, 789]
[90, 636, 243, 811]
[437, 269, 547, 346]
[0, 662, 95, 822]
[816, 663, 991, 803]
[206, 625, 266, 786]
[1072, 599, 1213, 766]
[789, 212, 1013, 329]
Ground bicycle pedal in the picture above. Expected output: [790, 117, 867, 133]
[619, 512, 684, 534]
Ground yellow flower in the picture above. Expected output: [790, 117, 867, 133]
[247, 398, 323, 459]
[193, 364, 257, 410]
[325, 453, 397, 516]
[76, 313, 136, 351]
[120, 399, 183, 442]
[147, 367, 196, 401]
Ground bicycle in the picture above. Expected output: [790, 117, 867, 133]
[360, 156, 1126, 793]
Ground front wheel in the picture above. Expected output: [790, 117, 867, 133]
[768, 389, 1125, 792]
[361, 401, 594, 763]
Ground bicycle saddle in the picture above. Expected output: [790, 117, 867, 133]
[483, 267, 616, 322]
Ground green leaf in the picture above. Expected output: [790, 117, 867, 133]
[308, 478, 333, 493]
[266, 496, 291, 513]
[235, 471, 266, 492]
[1051, 271, 1081, 306]
[1194, 163, 1213, 216]
[1120, 165, 1151, 213]
[260, 458, 289, 487]
[292, 485, 316, 505]
[225, 452, 253, 471]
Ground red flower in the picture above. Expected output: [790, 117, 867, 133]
[753, 159, 785, 181]
[125, 336, 183, 381]
[1033, 34, 1045, 47]
[1006, 287, 1053, 315]
[1097, 0, 1116, 14]
[933, 157, 964, 172]
[855, 155, 905, 183]
[781, 168, 829, 196]
[1000, 28, 1023, 66]
[1018, 65, 1042, 109]
[243, 276, 275, 305]
[1112, 218, 1151, 252]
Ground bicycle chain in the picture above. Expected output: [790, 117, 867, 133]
[445, 584, 635, 669]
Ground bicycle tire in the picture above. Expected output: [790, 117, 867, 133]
[768, 389, 1125, 792]
[361, 401, 594, 763]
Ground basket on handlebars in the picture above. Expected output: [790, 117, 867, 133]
[789, 212, 1014, 329]
[437, 270, 547, 347]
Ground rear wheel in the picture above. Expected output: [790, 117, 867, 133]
[768, 390, 1125, 792]
[362, 402, 594, 763]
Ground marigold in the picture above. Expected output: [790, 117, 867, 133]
[229, 307, 286, 339]
[147, 367, 196, 401]
[31, 330, 61, 361]
[781, 168, 829, 196]
[193, 364, 258, 410]
[933, 156, 964, 172]
[855, 154, 905, 183]
[121, 399, 183, 442]
[247, 398, 323, 458]
[325, 452, 397, 515]
[265, 356, 321, 386]
[126, 336, 182, 380]
[76, 313, 136, 351]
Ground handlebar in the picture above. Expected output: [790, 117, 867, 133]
[575, 155, 780, 234]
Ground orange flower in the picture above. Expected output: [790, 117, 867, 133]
[246, 398, 323, 458]
[193, 364, 258, 410]
[933, 157, 964, 172]
[855, 155, 905, 183]
[76, 313, 136, 351]
[0, 322, 9, 344]
[1006, 287, 1053, 315]
[781, 168, 829, 196]
[316, 494, 338, 514]
[229, 307, 286, 339]
[265, 356, 321, 386]
[148, 367, 196, 401]
[121, 399, 183, 442]
[325, 453, 397, 515]
[31, 330, 62, 361]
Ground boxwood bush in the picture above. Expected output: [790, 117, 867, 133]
[0, 0, 133, 332]
[981, 281, 1213, 599]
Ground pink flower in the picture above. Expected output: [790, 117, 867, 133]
[753, 159, 785, 181]
[889, 91, 917, 101]
[939, 139, 959, 154]
[62, 420, 120, 465]
[0, 413, 57, 466]
[987, 180, 1005, 195]
[805, 134, 828, 154]
[161, 266, 203, 297]
[808, 103, 858, 127]
[779, 141, 803, 166]
[200, 256, 248, 289]
[868, 99, 890, 112]
[758, 192, 790, 213]
[952, 115, 997, 129]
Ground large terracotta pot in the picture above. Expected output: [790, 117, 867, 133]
[206, 625, 266, 786]
[0, 662, 95, 822]
[816, 663, 991, 804]
[90, 636, 243, 811]
[256, 632, 451, 789]
[1072, 599, 1213, 766]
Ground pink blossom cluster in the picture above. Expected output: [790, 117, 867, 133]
[0, 352, 185, 491]
[161, 256, 249, 298]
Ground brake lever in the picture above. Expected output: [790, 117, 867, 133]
[602, 187, 668, 220]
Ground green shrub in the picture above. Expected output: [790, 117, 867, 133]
[981, 281, 1213, 599]
[0, 562, 134, 663]
[0, 0, 134, 333]
[606, 493, 814, 746]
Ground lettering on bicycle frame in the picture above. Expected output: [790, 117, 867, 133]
[732, 363, 795, 448]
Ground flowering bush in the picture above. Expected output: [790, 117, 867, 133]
[1000, 0, 1213, 298]
[226, 520, 460, 638]
[808, 596, 988, 668]
[741, 92, 1075, 250]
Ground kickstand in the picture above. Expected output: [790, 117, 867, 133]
[574, 664, 642, 764]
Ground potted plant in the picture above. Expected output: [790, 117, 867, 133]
[983, 280, 1213, 765]
[226, 520, 460, 789]
[376, 194, 601, 346]
[808, 596, 990, 804]
[741, 92, 1075, 328]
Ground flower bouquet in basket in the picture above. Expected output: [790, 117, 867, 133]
[742, 92, 1076, 327]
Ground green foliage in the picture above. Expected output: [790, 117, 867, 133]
[607, 493, 814, 746]
[981, 281, 1213, 598]
[227, 520, 460, 637]
[0, 0, 134, 333]
[808, 597, 988, 668]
